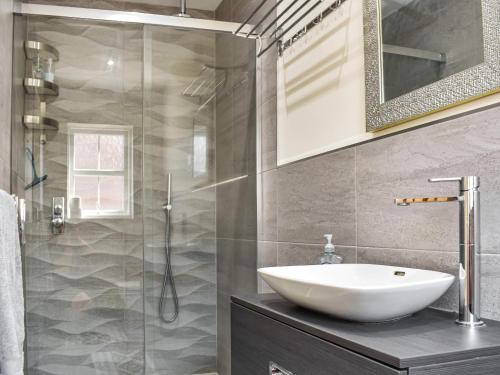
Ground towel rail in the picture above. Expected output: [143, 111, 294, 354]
[235, 0, 348, 58]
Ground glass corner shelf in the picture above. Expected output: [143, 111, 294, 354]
[24, 40, 59, 62]
[23, 115, 59, 131]
[24, 78, 59, 96]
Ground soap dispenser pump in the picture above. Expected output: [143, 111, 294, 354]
[320, 234, 343, 265]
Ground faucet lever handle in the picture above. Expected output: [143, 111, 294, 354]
[428, 177, 463, 183]
[428, 176, 479, 190]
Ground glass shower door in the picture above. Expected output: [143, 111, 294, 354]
[14, 11, 257, 375]
[142, 24, 257, 375]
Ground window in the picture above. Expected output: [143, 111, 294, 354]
[68, 124, 133, 219]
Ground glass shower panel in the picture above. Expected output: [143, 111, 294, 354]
[21, 16, 145, 375]
[142, 25, 218, 375]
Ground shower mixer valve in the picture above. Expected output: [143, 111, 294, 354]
[51, 197, 65, 234]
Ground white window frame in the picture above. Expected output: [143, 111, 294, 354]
[67, 123, 133, 219]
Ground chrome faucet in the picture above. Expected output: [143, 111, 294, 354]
[395, 176, 483, 327]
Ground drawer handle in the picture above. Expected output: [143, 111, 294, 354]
[269, 362, 294, 375]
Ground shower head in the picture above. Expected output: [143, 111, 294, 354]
[173, 0, 191, 17]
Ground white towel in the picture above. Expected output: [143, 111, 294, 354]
[0, 190, 24, 375]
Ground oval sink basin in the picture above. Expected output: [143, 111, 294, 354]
[258, 264, 455, 322]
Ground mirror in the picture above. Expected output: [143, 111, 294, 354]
[363, 0, 500, 131]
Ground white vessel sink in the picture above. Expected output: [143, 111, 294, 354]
[258, 264, 454, 322]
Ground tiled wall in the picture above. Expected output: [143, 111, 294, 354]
[0, 0, 16, 191]
[216, 0, 500, 323]
[20, 15, 225, 375]
[214, 0, 278, 307]
[213, 25, 259, 375]
[258, 104, 500, 321]
[22, 16, 146, 375]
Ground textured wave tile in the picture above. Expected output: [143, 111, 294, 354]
[24, 15, 219, 375]
[25, 16, 146, 375]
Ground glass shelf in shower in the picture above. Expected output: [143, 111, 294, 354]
[23, 115, 59, 131]
[23, 78, 59, 96]
[24, 40, 59, 62]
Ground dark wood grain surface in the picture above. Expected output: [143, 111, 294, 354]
[232, 302, 406, 375]
[231, 294, 500, 369]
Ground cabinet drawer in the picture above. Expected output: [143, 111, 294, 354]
[231, 303, 406, 375]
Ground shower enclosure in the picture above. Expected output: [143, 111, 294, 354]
[11, 7, 257, 375]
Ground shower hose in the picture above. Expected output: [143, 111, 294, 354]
[159, 203, 179, 323]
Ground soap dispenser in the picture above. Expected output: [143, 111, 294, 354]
[320, 234, 343, 265]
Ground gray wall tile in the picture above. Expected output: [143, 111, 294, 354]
[259, 168, 278, 241]
[257, 241, 277, 293]
[214, 5, 260, 371]
[260, 46, 278, 104]
[356, 106, 500, 253]
[481, 255, 500, 321]
[261, 97, 277, 172]
[277, 242, 356, 266]
[216, 238, 257, 373]
[258, 241, 278, 268]
[277, 148, 356, 245]
[216, 174, 257, 241]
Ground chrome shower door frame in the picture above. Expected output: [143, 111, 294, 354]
[18, 3, 255, 35]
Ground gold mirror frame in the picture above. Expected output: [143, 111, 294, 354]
[363, 0, 500, 132]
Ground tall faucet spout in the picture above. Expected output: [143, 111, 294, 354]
[394, 176, 483, 327]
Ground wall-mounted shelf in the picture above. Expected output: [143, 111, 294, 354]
[24, 40, 59, 62]
[23, 115, 59, 131]
[24, 78, 59, 96]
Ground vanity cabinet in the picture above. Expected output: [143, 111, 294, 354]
[231, 295, 500, 375]
[232, 303, 404, 375]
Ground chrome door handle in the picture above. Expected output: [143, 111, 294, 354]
[269, 362, 294, 375]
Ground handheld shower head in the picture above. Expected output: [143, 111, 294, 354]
[159, 172, 179, 323]
[162, 174, 173, 211]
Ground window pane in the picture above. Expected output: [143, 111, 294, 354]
[74, 175, 98, 211]
[100, 134, 125, 170]
[74, 134, 99, 169]
[193, 132, 207, 177]
[100, 176, 125, 211]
